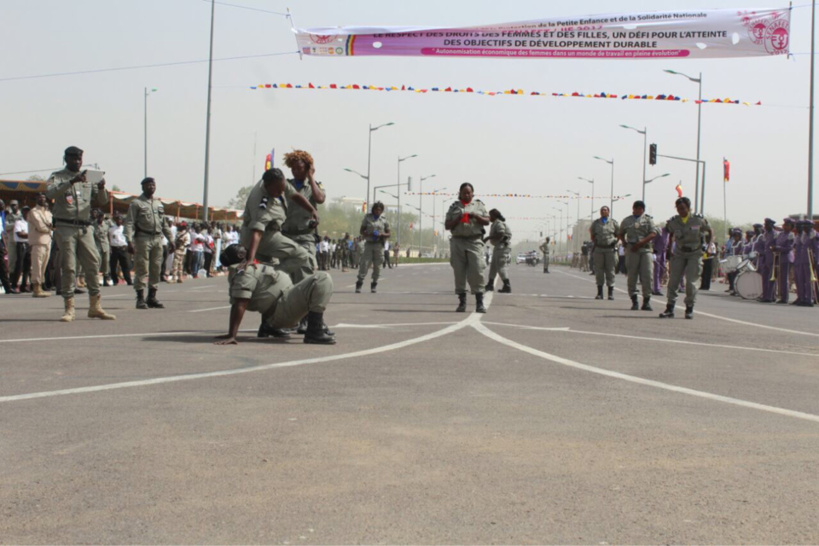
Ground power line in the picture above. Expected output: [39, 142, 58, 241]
[197, 0, 289, 16]
[0, 51, 299, 83]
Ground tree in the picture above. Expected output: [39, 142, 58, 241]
[26, 174, 45, 182]
[228, 185, 253, 210]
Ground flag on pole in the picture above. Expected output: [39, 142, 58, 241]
[675, 183, 684, 198]
[361, 202, 367, 213]
[723, 158, 730, 182]
[265, 153, 272, 171]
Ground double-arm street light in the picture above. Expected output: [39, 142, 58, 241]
[578, 177, 594, 220]
[594, 155, 615, 215]
[620, 124, 648, 201]
[396, 154, 418, 246]
[431, 186, 448, 251]
[665, 69, 703, 209]
[419, 174, 436, 252]
[366, 121, 395, 211]
[143, 87, 157, 178]
[566, 189, 581, 228]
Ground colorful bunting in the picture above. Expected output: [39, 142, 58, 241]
[247, 83, 762, 106]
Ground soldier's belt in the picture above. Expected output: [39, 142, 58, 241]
[283, 228, 313, 236]
[54, 217, 91, 227]
[595, 243, 616, 249]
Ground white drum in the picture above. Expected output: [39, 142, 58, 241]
[722, 255, 743, 273]
[736, 258, 757, 274]
[736, 270, 763, 300]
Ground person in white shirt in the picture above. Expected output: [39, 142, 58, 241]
[108, 214, 132, 285]
[11, 207, 31, 292]
[189, 226, 205, 277]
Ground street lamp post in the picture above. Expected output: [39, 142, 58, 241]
[594, 156, 615, 216]
[202, 0, 216, 222]
[144, 87, 157, 178]
[366, 122, 395, 211]
[566, 189, 581, 232]
[553, 207, 563, 255]
[665, 69, 703, 211]
[620, 124, 648, 202]
[431, 186, 448, 253]
[561, 200, 570, 254]
[419, 174, 436, 253]
[578, 177, 594, 221]
[397, 154, 418, 247]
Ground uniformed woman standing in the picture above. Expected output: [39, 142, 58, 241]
[356, 201, 390, 293]
[485, 208, 512, 293]
[660, 196, 712, 319]
[445, 182, 490, 313]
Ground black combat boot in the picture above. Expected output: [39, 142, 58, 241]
[607, 286, 614, 301]
[484, 282, 494, 292]
[659, 305, 675, 318]
[296, 316, 309, 335]
[641, 296, 652, 311]
[135, 289, 148, 310]
[146, 287, 165, 309]
[498, 279, 511, 293]
[355, 281, 363, 293]
[630, 294, 639, 310]
[595, 285, 604, 300]
[304, 311, 336, 344]
[102, 275, 111, 287]
[475, 292, 487, 313]
[258, 321, 291, 339]
[685, 305, 694, 319]
[456, 293, 467, 313]
[371, 282, 377, 293]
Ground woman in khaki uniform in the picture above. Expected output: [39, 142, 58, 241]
[445, 182, 490, 313]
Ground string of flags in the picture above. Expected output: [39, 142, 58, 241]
[249, 83, 762, 106]
[404, 192, 628, 199]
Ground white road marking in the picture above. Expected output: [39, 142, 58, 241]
[188, 305, 232, 313]
[473, 322, 819, 424]
[482, 321, 819, 359]
[333, 321, 458, 329]
[556, 269, 819, 338]
[0, 295, 493, 403]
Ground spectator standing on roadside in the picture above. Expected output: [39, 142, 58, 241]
[28, 194, 53, 298]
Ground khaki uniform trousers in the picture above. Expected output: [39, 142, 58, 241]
[666, 251, 703, 307]
[54, 225, 101, 299]
[6, 235, 17, 280]
[258, 231, 313, 283]
[285, 232, 319, 271]
[172, 248, 187, 279]
[30, 243, 51, 286]
[450, 236, 485, 294]
[357, 242, 384, 283]
[133, 235, 164, 291]
[593, 248, 617, 287]
[626, 249, 654, 298]
[266, 272, 333, 329]
[488, 245, 511, 283]
[98, 249, 110, 276]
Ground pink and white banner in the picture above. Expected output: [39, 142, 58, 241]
[295, 8, 790, 60]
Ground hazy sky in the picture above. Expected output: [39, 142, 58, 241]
[2, 0, 815, 239]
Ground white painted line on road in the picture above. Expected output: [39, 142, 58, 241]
[556, 269, 819, 338]
[483, 321, 819, 359]
[333, 321, 458, 329]
[473, 322, 819, 424]
[0, 294, 493, 404]
[188, 306, 232, 313]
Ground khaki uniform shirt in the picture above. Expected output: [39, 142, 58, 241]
[488, 219, 511, 247]
[94, 218, 112, 252]
[240, 179, 296, 248]
[539, 242, 550, 256]
[360, 214, 390, 246]
[590, 218, 619, 248]
[124, 194, 172, 243]
[45, 168, 108, 223]
[446, 199, 488, 238]
[667, 214, 710, 256]
[282, 179, 323, 235]
[619, 214, 657, 254]
[27, 206, 53, 247]
[228, 262, 291, 315]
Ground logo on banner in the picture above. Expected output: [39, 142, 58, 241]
[311, 34, 334, 44]
[765, 19, 789, 55]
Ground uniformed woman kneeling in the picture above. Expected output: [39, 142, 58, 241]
[445, 182, 491, 313]
[215, 244, 336, 345]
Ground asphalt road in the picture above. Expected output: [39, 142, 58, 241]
[1, 263, 818, 544]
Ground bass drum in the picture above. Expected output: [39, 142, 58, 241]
[722, 255, 743, 273]
[736, 271, 763, 300]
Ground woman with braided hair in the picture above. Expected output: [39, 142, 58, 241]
[281, 149, 326, 272]
[445, 182, 490, 313]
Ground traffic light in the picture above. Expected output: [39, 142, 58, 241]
[649, 143, 657, 165]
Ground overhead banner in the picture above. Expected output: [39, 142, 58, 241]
[295, 8, 790, 60]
